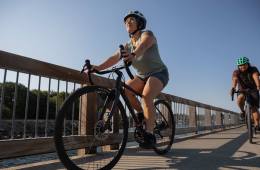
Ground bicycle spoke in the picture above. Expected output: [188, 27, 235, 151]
[153, 100, 175, 155]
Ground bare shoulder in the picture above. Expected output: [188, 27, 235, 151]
[141, 30, 156, 45]
[142, 30, 155, 38]
[232, 70, 239, 77]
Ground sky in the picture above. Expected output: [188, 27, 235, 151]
[0, 0, 260, 112]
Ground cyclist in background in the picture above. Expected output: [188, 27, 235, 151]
[91, 11, 169, 148]
[230, 56, 260, 131]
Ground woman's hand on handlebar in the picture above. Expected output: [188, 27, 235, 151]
[121, 49, 135, 63]
[84, 65, 101, 74]
[230, 87, 236, 96]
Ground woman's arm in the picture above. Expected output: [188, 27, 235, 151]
[230, 73, 238, 95]
[252, 71, 260, 90]
[133, 32, 156, 58]
[94, 50, 121, 71]
[231, 72, 238, 89]
[122, 32, 156, 62]
[232, 77, 238, 89]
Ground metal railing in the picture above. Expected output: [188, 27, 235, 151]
[0, 50, 240, 160]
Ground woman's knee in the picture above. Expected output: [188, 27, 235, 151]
[252, 107, 259, 113]
[237, 94, 245, 104]
[141, 93, 153, 105]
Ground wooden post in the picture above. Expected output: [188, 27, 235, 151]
[204, 109, 212, 128]
[78, 88, 97, 155]
[188, 105, 197, 129]
[223, 113, 228, 126]
[233, 113, 239, 125]
[216, 111, 222, 128]
[110, 107, 119, 150]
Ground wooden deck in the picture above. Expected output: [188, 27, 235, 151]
[7, 126, 260, 170]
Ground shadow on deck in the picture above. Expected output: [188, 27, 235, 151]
[9, 126, 260, 170]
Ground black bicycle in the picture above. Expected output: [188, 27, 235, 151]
[54, 45, 175, 169]
[231, 89, 257, 144]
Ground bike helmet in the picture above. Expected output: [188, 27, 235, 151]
[124, 10, 146, 30]
[236, 56, 249, 66]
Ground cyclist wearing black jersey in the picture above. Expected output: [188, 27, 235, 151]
[231, 56, 260, 131]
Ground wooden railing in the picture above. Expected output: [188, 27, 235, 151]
[0, 50, 240, 160]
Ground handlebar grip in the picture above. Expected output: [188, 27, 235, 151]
[85, 59, 91, 69]
[119, 44, 124, 51]
[83, 59, 94, 85]
[230, 88, 236, 101]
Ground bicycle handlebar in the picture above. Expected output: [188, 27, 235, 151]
[80, 44, 134, 85]
[231, 89, 258, 101]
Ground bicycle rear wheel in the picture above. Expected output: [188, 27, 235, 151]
[54, 86, 128, 170]
[245, 104, 253, 144]
[153, 99, 175, 155]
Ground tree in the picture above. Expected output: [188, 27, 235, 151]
[0, 82, 77, 120]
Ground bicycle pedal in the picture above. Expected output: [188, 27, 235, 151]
[154, 129, 163, 139]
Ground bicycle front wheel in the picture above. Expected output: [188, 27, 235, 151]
[153, 99, 175, 155]
[54, 86, 128, 170]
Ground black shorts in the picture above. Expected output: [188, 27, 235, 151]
[239, 90, 259, 108]
[137, 68, 169, 87]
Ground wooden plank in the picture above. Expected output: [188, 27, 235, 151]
[0, 137, 56, 159]
[0, 134, 124, 159]
[159, 93, 238, 115]
[176, 127, 197, 135]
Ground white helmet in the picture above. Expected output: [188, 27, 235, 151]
[124, 10, 146, 30]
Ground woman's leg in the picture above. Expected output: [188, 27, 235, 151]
[251, 92, 260, 129]
[237, 94, 245, 118]
[252, 107, 259, 127]
[124, 76, 145, 112]
[142, 77, 164, 133]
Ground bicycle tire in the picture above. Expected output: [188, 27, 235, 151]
[153, 99, 175, 155]
[54, 85, 129, 170]
[246, 104, 253, 144]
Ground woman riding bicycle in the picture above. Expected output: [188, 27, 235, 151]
[91, 10, 169, 148]
[231, 56, 260, 131]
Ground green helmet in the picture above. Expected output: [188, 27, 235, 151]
[236, 56, 249, 66]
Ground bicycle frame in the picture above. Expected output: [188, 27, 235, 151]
[95, 67, 169, 130]
[232, 89, 256, 143]
[99, 69, 143, 128]
[241, 91, 255, 123]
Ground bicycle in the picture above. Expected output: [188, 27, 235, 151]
[231, 89, 258, 144]
[54, 45, 175, 170]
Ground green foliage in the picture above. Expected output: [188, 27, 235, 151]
[0, 82, 74, 120]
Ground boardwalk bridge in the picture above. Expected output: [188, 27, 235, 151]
[0, 51, 259, 169]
